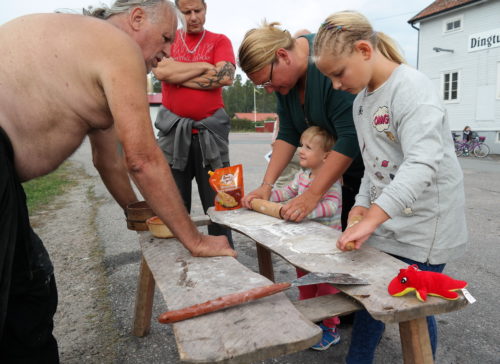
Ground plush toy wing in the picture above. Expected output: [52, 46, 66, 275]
[388, 265, 467, 302]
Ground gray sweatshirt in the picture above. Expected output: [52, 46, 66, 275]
[353, 64, 467, 264]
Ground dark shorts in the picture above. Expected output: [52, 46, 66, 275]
[0, 127, 59, 362]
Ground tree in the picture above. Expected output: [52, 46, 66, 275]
[223, 75, 277, 117]
[152, 75, 162, 93]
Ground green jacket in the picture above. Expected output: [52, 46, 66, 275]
[276, 33, 364, 180]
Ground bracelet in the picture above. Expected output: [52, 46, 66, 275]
[261, 181, 274, 188]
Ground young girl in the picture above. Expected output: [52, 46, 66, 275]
[462, 126, 473, 142]
[270, 126, 343, 351]
[313, 11, 467, 363]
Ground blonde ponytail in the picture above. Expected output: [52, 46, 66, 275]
[314, 10, 406, 64]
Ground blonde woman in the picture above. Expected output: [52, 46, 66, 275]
[239, 21, 364, 230]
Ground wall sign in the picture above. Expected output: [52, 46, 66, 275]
[468, 28, 500, 52]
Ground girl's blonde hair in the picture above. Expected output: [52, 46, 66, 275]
[313, 10, 406, 64]
[238, 21, 294, 75]
[301, 126, 335, 152]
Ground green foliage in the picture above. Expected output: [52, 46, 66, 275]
[22, 162, 76, 214]
[152, 76, 162, 93]
[231, 118, 256, 132]
[223, 75, 277, 117]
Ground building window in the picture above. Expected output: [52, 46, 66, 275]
[443, 16, 463, 33]
[443, 71, 459, 101]
[497, 62, 500, 99]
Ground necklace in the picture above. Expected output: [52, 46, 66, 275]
[180, 30, 206, 54]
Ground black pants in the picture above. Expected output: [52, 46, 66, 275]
[0, 273, 59, 364]
[341, 174, 362, 231]
[0, 127, 59, 363]
[171, 134, 234, 248]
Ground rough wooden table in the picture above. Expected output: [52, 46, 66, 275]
[134, 232, 322, 363]
[208, 208, 469, 364]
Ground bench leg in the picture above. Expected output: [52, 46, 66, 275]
[399, 317, 434, 364]
[133, 256, 155, 337]
[256, 243, 275, 282]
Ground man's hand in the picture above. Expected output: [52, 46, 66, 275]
[280, 189, 321, 222]
[242, 185, 272, 209]
[153, 57, 214, 84]
[189, 234, 237, 258]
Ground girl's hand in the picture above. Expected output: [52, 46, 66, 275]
[242, 185, 272, 209]
[337, 204, 389, 251]
[280, 190, 321, 222]
[347, 206, 368, 224]
[337, 219, 376, 251]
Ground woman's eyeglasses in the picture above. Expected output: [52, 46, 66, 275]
[256, 62, 274, 88]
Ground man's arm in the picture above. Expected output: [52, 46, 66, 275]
[88, 127, 139, 210]
[97, 43, 235, 257]
[152, 57, 214, 84]
[154, 59, 235, 90]
[180, 61, 235, 89]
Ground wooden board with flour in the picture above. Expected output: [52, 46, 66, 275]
[208, 207, 468, 324]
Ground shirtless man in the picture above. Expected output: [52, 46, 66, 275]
[0, 0, 235, 361]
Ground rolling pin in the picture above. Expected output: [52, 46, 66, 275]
[158, 282, 290, 324]
[345, 215, 363, 251]
[250, 199, 283, 219]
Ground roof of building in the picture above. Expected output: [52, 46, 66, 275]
[408, 0, 482, 24]
[148, 93, 162, 105]
[234, 112, 278, 122]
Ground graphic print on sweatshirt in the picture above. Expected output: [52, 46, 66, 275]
[372, 106, 396, 142]
[367, 106, 400, 203]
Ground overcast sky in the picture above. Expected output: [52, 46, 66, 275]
[1, 0, 433, 74]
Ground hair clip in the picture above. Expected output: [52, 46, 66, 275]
[321, 22, 343, 31]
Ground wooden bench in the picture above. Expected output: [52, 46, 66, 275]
[133, 209, 468, 364]
[133, 218, 362, 363]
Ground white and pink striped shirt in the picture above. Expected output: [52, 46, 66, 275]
[270, 169, 342, 230]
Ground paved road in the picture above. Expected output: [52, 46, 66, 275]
[67, 132, 499, 363]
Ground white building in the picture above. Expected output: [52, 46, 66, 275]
[409, 0, 500, 153]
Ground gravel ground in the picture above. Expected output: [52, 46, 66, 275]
[30, 166, 119, 362]
[29, 134, 500, 364]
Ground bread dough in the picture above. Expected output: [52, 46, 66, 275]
[285, 235, 342, 255]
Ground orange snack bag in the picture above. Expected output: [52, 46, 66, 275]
[208, 164, 244, 211]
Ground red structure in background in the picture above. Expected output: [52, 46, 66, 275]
[148, 93, 162, 105]
[234, 112, 278, 133]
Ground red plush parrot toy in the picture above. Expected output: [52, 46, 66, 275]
[388, 265, 467, 302]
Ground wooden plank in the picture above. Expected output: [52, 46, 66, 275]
[139, 232, 321, 364]
[292, 293, 363, 323]
[399, 318, 434, 364]
[191, 215, 211, 226]
[208, 208, 468, 324]
[256, 244, 275, 282]
[132, 256, 155, 337]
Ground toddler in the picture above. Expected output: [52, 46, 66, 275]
[270, 126, 343, 351]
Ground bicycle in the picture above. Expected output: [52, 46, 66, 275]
[453, 134, 490, 158]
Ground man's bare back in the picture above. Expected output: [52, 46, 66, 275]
[0, 14, 144, 181]
[0, 6, 235, 259]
